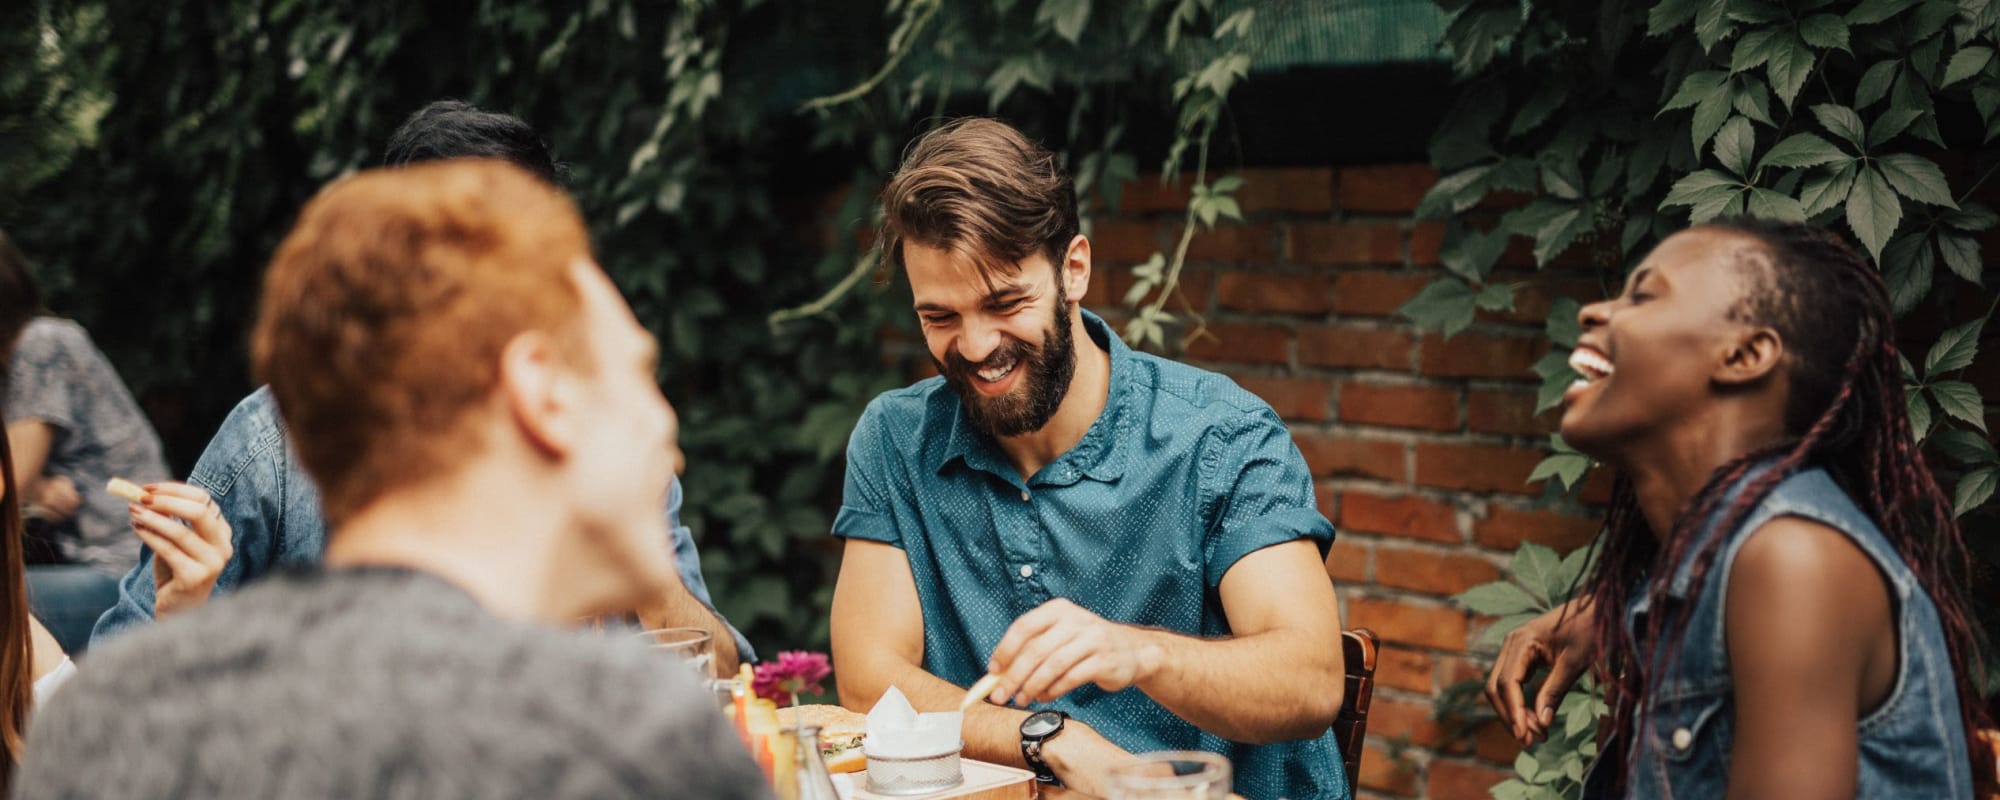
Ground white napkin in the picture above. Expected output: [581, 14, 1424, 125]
[862, 686, 963, 757]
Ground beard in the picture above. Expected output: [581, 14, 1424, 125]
[935, 291, 1077, 438]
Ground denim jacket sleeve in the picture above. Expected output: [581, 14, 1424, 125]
[668, 475, 755, 662]
[89, 387, 326, 647]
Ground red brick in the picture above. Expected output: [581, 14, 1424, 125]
[1236, 167, 1337, 213]
[1471, 718, 1526, 764]
[1299, 325, 1415, 371]
[1346, 593, 1470, 651]
[1181, 322, 1290, 365]
[1216, 272, 1330, 314]
[1474, 505, 1601, 553]
[1332, 271, 1433, 317]
[1418, 333, 1549, 380]
[1116, 175, 1192, 213]
[1370, 696, 1448, 748]
[1443, 654, 1490, 686]
[1340, 382, 1459, 431]
[1338, 164, 1440, 213]
[1426, 759, 1514, 800]
[1359, 742, 1418, 796]
[1341, 491, 1461, 543]
[1184, 222, 1281, 262]
[1415, 442, 1549, 496]
[1410, 222, 1446, 266]
[1115, 268, 1214, 312]
[1467, 389, 1554, 436]
[1579, 466, 1617, 505]
[1234, 375, 1332, 421]
[1291, 222, 1403, 265]
[1090, 219, 1165, 262]
[1376, 645, 1435, 693]
[1081, 262, 1115, 307]
[1376, 547, 1504, 596]
[1294, 434, 1406, 482]
[1327, 539, 1371, 584]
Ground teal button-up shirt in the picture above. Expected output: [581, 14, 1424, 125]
[834, 311, 1348, 800]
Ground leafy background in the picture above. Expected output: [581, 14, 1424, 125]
[0, 0, 1259, 657]
[1415, 0, 2000, 796]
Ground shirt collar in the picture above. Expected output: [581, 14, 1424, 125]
[933, 309, 1131, 485]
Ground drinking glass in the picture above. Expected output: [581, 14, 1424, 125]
[634, 627, 714, 678]
[1104, 751, 1232, 799]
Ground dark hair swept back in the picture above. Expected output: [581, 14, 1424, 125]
[877, 117, 1079, 285]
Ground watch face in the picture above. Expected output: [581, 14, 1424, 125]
[1022, 710, 1063, 738]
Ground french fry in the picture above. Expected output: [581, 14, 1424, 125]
[960, 673, 1003, 712]
[105, 477, 148, 504]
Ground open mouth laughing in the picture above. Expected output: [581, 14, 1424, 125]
[1565, 345, 1614, 401]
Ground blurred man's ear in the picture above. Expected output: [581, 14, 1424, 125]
[500, 330, 576, 459]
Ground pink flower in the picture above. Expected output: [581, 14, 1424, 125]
[753, 651, 832, 704]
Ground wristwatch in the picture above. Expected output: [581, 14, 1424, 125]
[1019, 709, 1068, 785]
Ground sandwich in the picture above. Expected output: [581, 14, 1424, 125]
[775, 704, 867, 773]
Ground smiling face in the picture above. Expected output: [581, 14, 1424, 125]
[906, 241, 1081, 438]
[1560, 228, 1772, 461]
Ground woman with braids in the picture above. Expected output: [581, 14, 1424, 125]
[1483, 218, 1991, 798]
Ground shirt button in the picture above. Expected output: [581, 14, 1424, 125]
[1020, 489, 1031, 501]
[1671, 727, 1693, 751]
[1019, 565, 1034, 578]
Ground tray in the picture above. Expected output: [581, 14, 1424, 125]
[835, 758, 1036, 800]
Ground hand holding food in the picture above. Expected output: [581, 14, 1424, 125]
[119, 480, 234, 619]
[985, 598, 1159, 706]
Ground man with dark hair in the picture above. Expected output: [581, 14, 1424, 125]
[830, 118, 1351, 800]
[89, 101, 751, 674]
[21, 160, 769, 799]
[382, 100, 566, 184]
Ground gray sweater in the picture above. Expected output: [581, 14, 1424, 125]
[16, 567, 772, 799]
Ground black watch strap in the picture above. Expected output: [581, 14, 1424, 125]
[1020, 710, 1068, 784]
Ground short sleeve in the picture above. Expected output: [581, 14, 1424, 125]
[4, 319, 83, 430]
[830, 399, 903, 547]
[1203, 416, 1335, 588]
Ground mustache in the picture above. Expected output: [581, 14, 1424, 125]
[941, 338, 1038, 378]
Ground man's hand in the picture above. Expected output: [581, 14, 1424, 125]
[1040, 719, 1138, 797]
[1486, 600, 1596, 744]
[24, 475, 81, 522]
[127, 482, 234, 618]
[987, 598, 1162, 707]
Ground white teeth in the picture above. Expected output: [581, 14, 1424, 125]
[1568, 349, 1614, 380]
[1570, 379, 1590, 393]
[977, 362, 1016, 382]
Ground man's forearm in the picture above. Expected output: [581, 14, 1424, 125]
[837, 656, 1036, 768]
[638, 582, 740, 678]
[1133, 627, 1343, 744]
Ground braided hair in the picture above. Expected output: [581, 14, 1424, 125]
[1581, 218, 1993, 793]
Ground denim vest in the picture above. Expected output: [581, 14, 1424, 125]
[1620, 466, 1972, 799]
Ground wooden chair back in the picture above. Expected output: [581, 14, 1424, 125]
[1334, 627, 1380, 784]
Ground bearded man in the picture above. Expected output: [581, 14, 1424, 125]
[828, 118, 1352, 800]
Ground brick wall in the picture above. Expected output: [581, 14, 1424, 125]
[867, 157, 2000, 798]
[1082, 165, 1598, 800]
